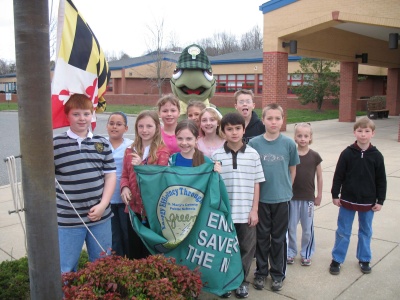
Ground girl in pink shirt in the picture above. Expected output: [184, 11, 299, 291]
[157, 94, 180, 154]
[197, 107, 225, 158]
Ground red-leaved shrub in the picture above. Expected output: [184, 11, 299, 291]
[62, 254, 202, 299]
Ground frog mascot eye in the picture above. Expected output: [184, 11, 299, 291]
[170, 44, 217, 118]
[172, 69, 183, 80]
[203, 70, 213, 81]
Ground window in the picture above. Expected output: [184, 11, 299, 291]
[215, 74, 256, 93]
[257, 75, 263, 94]
[287, 73, 309, 94]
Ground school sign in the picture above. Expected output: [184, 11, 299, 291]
[130, 163, 243, 296]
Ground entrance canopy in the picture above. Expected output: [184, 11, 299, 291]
[260, 0, 400, 68]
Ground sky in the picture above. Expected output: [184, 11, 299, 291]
[0, 0, 265, 62]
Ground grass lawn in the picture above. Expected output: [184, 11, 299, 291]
[0, 102, 367, 124]
[104, 104, 367, 124]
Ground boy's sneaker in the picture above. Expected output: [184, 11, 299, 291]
[329, 260, 341, 275]
[220, 291, 231, 298]
[271, 280, 283, 291]
[235, 283, 249, 298]
[287, 257, 294, 264]
[253, 276, 265, 290]
[301, 258, 311, 266]
[359, 261, 372, 274]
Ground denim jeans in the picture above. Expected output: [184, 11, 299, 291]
[58, 218, 111, 273]
[332, 206, 374, 263]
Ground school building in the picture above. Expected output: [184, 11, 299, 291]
[1, 0, 399, 139]
[102, 0, 400, 139]
[104, 49, 386, 112]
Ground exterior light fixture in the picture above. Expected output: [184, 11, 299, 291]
[355, 53, 368, 64]
[389, 33, 399, 49]
[282, 40, 297, 54]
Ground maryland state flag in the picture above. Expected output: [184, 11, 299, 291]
[51, 0, 110, 129]
[130, 163, 244, 296]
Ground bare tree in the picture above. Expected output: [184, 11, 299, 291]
[167, 32, 182, 53]
[104, 51, 118, 62]
[119, 52, 131, 60]
[240, 25, 263, 50]
[217, 32, 240, 54]
[49, 14, 57, 61]
[144, 18, 176, 97]
[104, 51, 131, 62]
[197, 37, 219, 56]
[0, 59, 16, 75]
[0, 59, 8, 75]
[197, 32, 240, 55]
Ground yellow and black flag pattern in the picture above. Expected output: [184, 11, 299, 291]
[51, 0, 110, 129]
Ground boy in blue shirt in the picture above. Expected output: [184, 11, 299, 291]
[249, 103, 299, 292]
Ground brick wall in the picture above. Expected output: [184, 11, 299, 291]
[0, 94, 18, 103]
[387, 68, 400, 116]
[261, 52, 289, 130]
[339, 62, 358, 122]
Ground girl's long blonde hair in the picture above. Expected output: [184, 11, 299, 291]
[199, 107, 224, 138]
[132, 110, 165, 163]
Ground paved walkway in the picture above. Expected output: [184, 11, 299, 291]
[1, 116, 399, 299]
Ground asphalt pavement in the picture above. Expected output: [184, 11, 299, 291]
[0, 111, 136, 186]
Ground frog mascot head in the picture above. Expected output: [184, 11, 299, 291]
[170, 44, 216, 117]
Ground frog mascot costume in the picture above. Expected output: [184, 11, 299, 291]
[170, 44, 216, 117]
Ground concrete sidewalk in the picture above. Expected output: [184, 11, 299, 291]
[1, 116, 399, 299]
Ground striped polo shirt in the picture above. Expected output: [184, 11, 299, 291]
[54, 129, 116, 227]
[212, 143, 265, 223]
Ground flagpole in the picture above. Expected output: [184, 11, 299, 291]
[13, 0, 62, 299]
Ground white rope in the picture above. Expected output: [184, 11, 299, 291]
[4, 156, 107, 254]
[5, 156, 27, 252]
[55, 178, 106, 253]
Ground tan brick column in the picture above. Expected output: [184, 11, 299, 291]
[387, 68, 400, 117]
[339, 62, 358, 122]
[263, 52, 288, 131]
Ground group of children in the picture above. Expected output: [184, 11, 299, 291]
[54, 90, 387, 299]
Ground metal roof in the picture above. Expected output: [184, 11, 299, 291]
[108, 49, 302, 69]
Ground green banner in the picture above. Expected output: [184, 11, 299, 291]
[130, 163, 243, 296]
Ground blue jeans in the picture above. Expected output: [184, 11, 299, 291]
[58, 219, 111, 273]
[332, 206, 374, 263]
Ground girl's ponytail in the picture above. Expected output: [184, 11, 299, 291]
[192, 148, 205, 167]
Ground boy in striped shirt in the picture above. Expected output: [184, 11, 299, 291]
[212, 112, 265, 299]
[54, 94, 116, 273]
